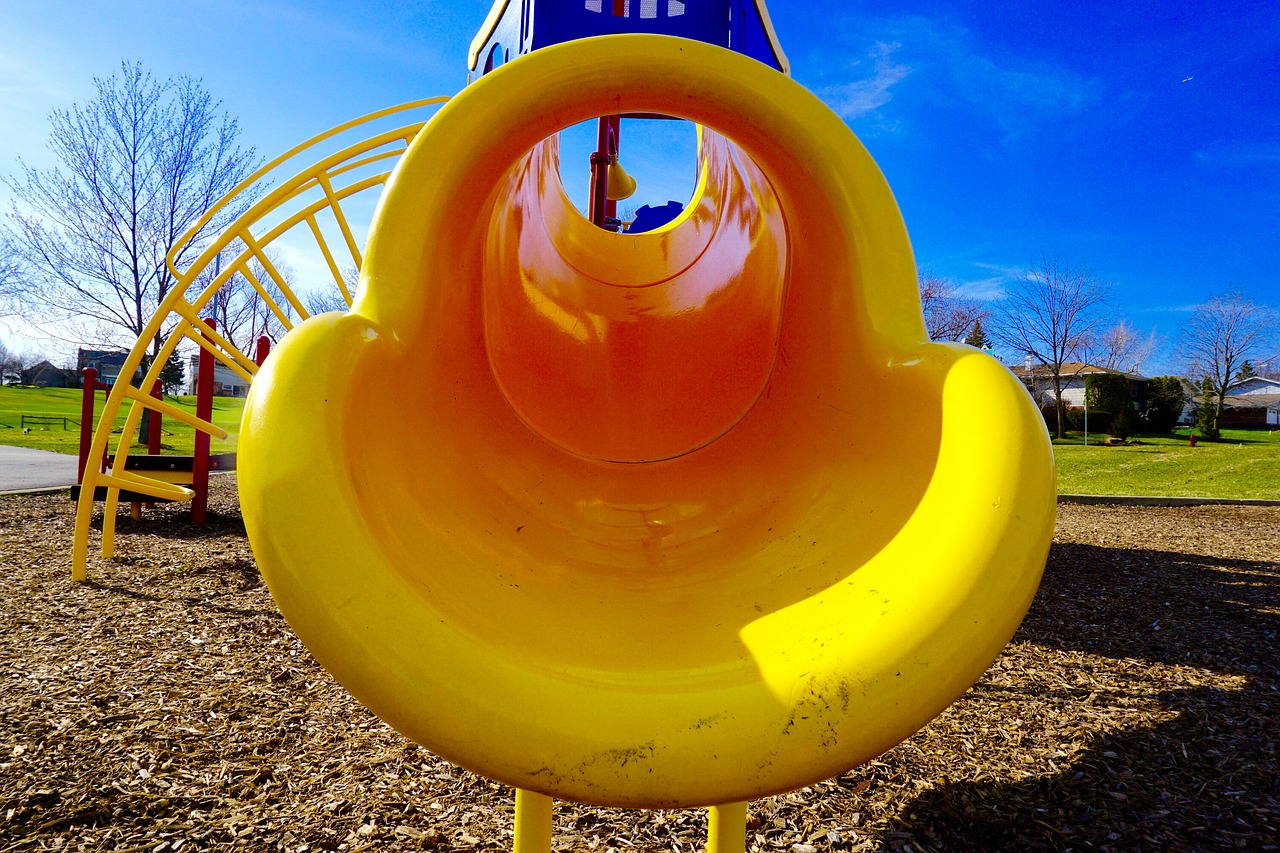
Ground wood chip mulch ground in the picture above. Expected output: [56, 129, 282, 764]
[2, 479, 1277, 852]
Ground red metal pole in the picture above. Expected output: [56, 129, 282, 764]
[605, 114, 621, 222]
[78, 367, 98, 484]
[589, 117, 610, 228]
[148, 380, 163, 454]
[588, 115, 623, 229]
[192, 319, 215, 524]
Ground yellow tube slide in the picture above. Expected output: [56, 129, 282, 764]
[238, 35, 1055, 808]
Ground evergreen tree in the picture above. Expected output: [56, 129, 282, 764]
[964, 318, 993, 351]
[160, 353, 186, 396]
[1193, 377, 1220, 441]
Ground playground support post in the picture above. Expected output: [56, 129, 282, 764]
[78, 367, 109, 483]
[255, 335, 271, 367]
[133, 379, 164, 518]
[588, 114, 621, 228]
[148, 380, 163, 454]
[192, 318, 216, 523]
[509, 792, 746, 853]
[512, 789, 553, 853]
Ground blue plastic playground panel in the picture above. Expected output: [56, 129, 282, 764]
[473, 0, 786, 74]
[626, 200, 685, 233]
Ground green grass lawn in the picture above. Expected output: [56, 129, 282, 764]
[1053, 427, 1280, 500]
[4, 385, 1277, 499]
[0, 385, 244, 458]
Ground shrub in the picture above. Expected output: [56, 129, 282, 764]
[1194, 399, 1221, 441]
[1085, 373, 1134, 439]
[1140, 376, 1185, 434]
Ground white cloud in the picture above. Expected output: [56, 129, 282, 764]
[822, 42, 911, 120]
[953, 276, 1008, 301]
[812, 16, 1100, 137]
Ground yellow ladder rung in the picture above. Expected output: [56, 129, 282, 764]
[98, 471, 197, 503]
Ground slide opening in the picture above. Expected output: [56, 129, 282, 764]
[484, 123, 791, 463]
[553, 115, 701, 224]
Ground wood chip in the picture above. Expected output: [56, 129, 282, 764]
[2, 482, 1277, 851]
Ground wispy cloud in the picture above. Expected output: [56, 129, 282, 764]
[1193, 143, 1280, 170]
[951, 261, 1036, 300]
[953, 276, 1009, 301]
[822, 42, 911, 120]
[1142, 303, 1203, 313]
[814, 15, 1101, 137]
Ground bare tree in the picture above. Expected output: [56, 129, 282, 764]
[919, 273, 987, 342]
[991, 255, 1110, 438]
[1085, 320, 1160, 373]
[0, 235, 22, 315]
[1179, 291, 1278, 436]
[5, 61, 258, 358]
[202, 249, 301, 356]
[304, 264, 358, 316]
[0, 339, 24, 383]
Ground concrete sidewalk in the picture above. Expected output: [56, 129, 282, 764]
[0, 445, 80, 494]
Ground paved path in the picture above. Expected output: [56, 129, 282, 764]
[0, 445, 80, 493]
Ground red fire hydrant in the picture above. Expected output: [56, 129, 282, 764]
[1189, 434, 1197, 448]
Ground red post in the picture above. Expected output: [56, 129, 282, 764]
[604, 114, 620, 223]
[78, 367, 99, 484]
[148, 380, 163, 454]
[192, 318, 216, 523]
[254, 335, 271, 367]
[588, 115, 621, 229]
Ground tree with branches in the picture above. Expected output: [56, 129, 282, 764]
[0, 236, 22, 315]
[918, 273, 987, 342]
[964, 318, 993, 351]
[0, 339, 30, 384]
[1085, 320, 1160, 374]
[1179, 291, 1278, 439]
[991, 255, 1111, 439]
[5, 61, 258, 359]
[205, 249, 302, 356]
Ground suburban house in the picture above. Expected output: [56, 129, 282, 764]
[20, 360, 79, 388]
[76, 348, 132, 386]
[1009, 359, 1148, 412]
[1190, 375, 1280, 428]
[186, 354, 250, 398]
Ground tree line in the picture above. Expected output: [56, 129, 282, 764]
[920, 258, 1277, 440]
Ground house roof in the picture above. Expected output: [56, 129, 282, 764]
[1230, 376, 1280, 395]
[76, 348, 129, 367]
[1192, 393, 1280, 410]
[1009, 361, 1147, 381]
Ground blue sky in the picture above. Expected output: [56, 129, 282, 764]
[1, 0, 1276, 373]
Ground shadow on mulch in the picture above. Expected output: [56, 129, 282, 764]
[888, 541, 1280, 851]
[85, 562, 281, 621]
[87, 508, 247, 542]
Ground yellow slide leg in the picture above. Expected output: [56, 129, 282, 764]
[707, 802, 748, 853]
[513, 789, 553, 853]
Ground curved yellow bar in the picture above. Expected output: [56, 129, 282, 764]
[239, 35, 1055, 808]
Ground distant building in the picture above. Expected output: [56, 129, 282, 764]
[1009, 360, 1148, 412]
[76, 349, 132, 386]
[21, 360, 79, 388]
[1190, 375, 1280, 427]
[186, 354, 250, 397]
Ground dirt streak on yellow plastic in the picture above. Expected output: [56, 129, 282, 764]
[239, 36, 1055, 809]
